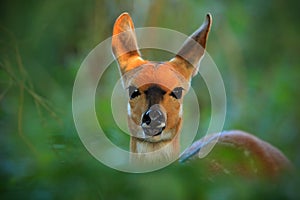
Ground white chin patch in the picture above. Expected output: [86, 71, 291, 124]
[143, 131, 172, 142]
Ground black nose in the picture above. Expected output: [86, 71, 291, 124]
[142, 109, 164, 127]
[142, 104, 165, 126]
[141, 105, 166, 136]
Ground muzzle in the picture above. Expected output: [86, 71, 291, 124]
[141, 104, 166, 136]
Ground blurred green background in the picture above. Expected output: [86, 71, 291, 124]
[1, 0, 299, 199]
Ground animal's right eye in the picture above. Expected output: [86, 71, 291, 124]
[128, 86, 141, 99]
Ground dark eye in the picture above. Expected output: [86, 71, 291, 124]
[128, 86, 141, 99]
[170, 87, 183, 99]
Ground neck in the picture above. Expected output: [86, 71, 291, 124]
[130, 134, 180, 164]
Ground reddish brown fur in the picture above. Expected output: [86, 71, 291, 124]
[111, 12, 292, 175]
[111, 13, 209, 159]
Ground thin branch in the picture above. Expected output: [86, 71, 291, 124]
[18, 79, 38, 156]
[1, 62, 60, 121]
[1, 26, 62, 156]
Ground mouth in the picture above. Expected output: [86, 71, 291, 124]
[142, 126, 165, 137]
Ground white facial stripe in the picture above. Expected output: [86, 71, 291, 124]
[127, 103, 131, 116]
[179, 104, 183, 117]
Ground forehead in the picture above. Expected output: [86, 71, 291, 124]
[127, 62, 189, 91]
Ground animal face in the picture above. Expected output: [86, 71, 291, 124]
[112, 12, 211, 150]
[124, 61, 189, 142]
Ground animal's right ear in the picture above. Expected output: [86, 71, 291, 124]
[112, 12, 146, 75]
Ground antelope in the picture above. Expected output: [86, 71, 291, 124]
[111, 12, 291, 176]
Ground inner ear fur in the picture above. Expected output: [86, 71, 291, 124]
[169, 13, 212, 80]
[112, 12, 146, 74]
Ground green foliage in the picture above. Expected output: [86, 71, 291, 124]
[1, 0, 299, 199]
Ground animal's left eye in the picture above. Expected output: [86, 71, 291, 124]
[170, 87, 184, 99]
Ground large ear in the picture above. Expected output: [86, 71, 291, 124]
[112, 12, 146, 75]
[169, 14, 212, 80]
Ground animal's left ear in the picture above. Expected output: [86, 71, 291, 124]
[112, 12, 146, 75]
[169, 13, 212, 80]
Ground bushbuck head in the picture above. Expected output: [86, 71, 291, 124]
[112, 12, 211, 163]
